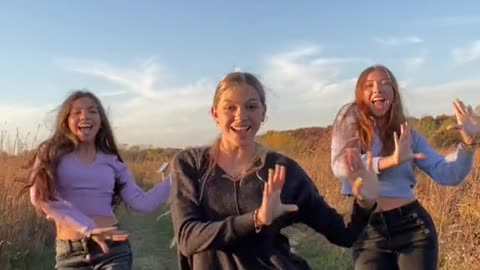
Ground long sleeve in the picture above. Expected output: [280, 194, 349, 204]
[293, 162, 374, 247]
[30, 185, 96, 235]
[112, 156, 171, 213]
[29, 157, 96, 235]
[331, 103, 381, 180]
[171, 149, 256, 257]
[412, 130, 474, 186]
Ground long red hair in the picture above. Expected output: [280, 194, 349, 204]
[354, 65, 406, 155]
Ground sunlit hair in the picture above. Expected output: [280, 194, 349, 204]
[337, 65, 406, 155]
[206, 72, 267, 179]
[25, 90, 124, 212]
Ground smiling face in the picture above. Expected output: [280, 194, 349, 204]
[67, 96, 101, 144]
[212, 83, 266, 149]
[360, 68, 395, 118]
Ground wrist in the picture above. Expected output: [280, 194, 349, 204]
[461, 141, 477, 152]
[253, 209, 263, 233]
[379, 155, 398, 170]
[356, 198, 377, 211]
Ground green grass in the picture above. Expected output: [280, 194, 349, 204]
[118, 206, 177, 270]
[2, 207, 350, 270]
[283, 225, 353, 270]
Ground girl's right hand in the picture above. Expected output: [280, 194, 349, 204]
[391, 122, 426, 166]
[89, 227, 129, 254]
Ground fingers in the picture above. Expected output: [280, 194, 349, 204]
[457, 99, 468, 115]
[414, 153, 426, 160]
[352, 177, 364, 200]
[405, 122, 411, 141]
[453, 99, 466, 120]
[399, 122, 411, 142]
[393, 131, 399, 148]
[366, 151, 373, 171]
[92, 237, 110, 254]
[448, 124, 463, 130]
[282, 203, 299, 213]
[278, 165, 286, 188]
[91, 226, 117, 235]
[268, 164, 286, 191]
[111, 231, 129, 241]
[400, 123, 405, 140]
[467, 105, 474, 116]
[273, 164, 281, 188]
[267, 168, 273, 195]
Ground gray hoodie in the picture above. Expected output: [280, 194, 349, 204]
[171, 147, 374, 270]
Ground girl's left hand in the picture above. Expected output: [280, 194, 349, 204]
[451, 99, 480, 146]
[342, 148, 378, 209]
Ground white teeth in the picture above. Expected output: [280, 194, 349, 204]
[78, 123, 92, 129]
[231, 126, 251, 132]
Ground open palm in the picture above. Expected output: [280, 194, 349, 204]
[342, 149, 378, 204]
[452, 99, 480, 145]
[256, 165, 298, 226]
[392, 122, 425, 165]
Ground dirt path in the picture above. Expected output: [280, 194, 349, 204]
[118, 207, 178, 270]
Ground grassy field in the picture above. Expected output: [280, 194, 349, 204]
[1, 130, 479, 269]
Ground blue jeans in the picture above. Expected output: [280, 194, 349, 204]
[353, 200, 438, 270]
[55, 238, 132, 270]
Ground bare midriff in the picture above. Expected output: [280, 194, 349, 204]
[56, 215, 119, 240]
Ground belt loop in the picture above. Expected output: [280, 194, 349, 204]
[67, 240, 73, 253]
[81, 238, 89, 252]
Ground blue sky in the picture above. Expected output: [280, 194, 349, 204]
[1, 1, 480, 149]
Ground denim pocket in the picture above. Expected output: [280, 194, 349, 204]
[55, 240, 71, 259]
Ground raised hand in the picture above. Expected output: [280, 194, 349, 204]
[342, 148, 378, 208]
[450, 99, 480, 145]
[392, 122, 426, 165]
[256, 164, 298, 226]
[89, 226, 129, 253]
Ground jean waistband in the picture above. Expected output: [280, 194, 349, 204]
[371, 200, 423, 222]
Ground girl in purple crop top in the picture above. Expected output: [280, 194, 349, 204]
[26, 90, 171, 270]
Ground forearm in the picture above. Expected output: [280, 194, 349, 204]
[121, 178, 172, 213]
[377, 155, 398, 171]
[174, 211, 256, 256]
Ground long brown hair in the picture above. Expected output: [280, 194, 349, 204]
[206, 72, 267, 178]
[26, 90, 124, 212]
[354, 65, 406, 155]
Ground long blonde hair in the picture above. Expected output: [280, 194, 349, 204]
[206, 72, 268, 178]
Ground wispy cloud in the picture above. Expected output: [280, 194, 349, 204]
[56, 58, 168, 99]
[373, 36, 423, 46]
[404, 79, 480, 117]
[52, 48, 371, 146]
[262, 45, 370, 129]
[405, 57, 425, 73]
[55, 57, 217, 147]
[451, 40, 480, 64]
[10, 45, 477, 149]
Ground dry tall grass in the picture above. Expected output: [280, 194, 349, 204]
[1, 132, 479, 269]
[0, 139, 170, 266]
[283, 146, 480, 270]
